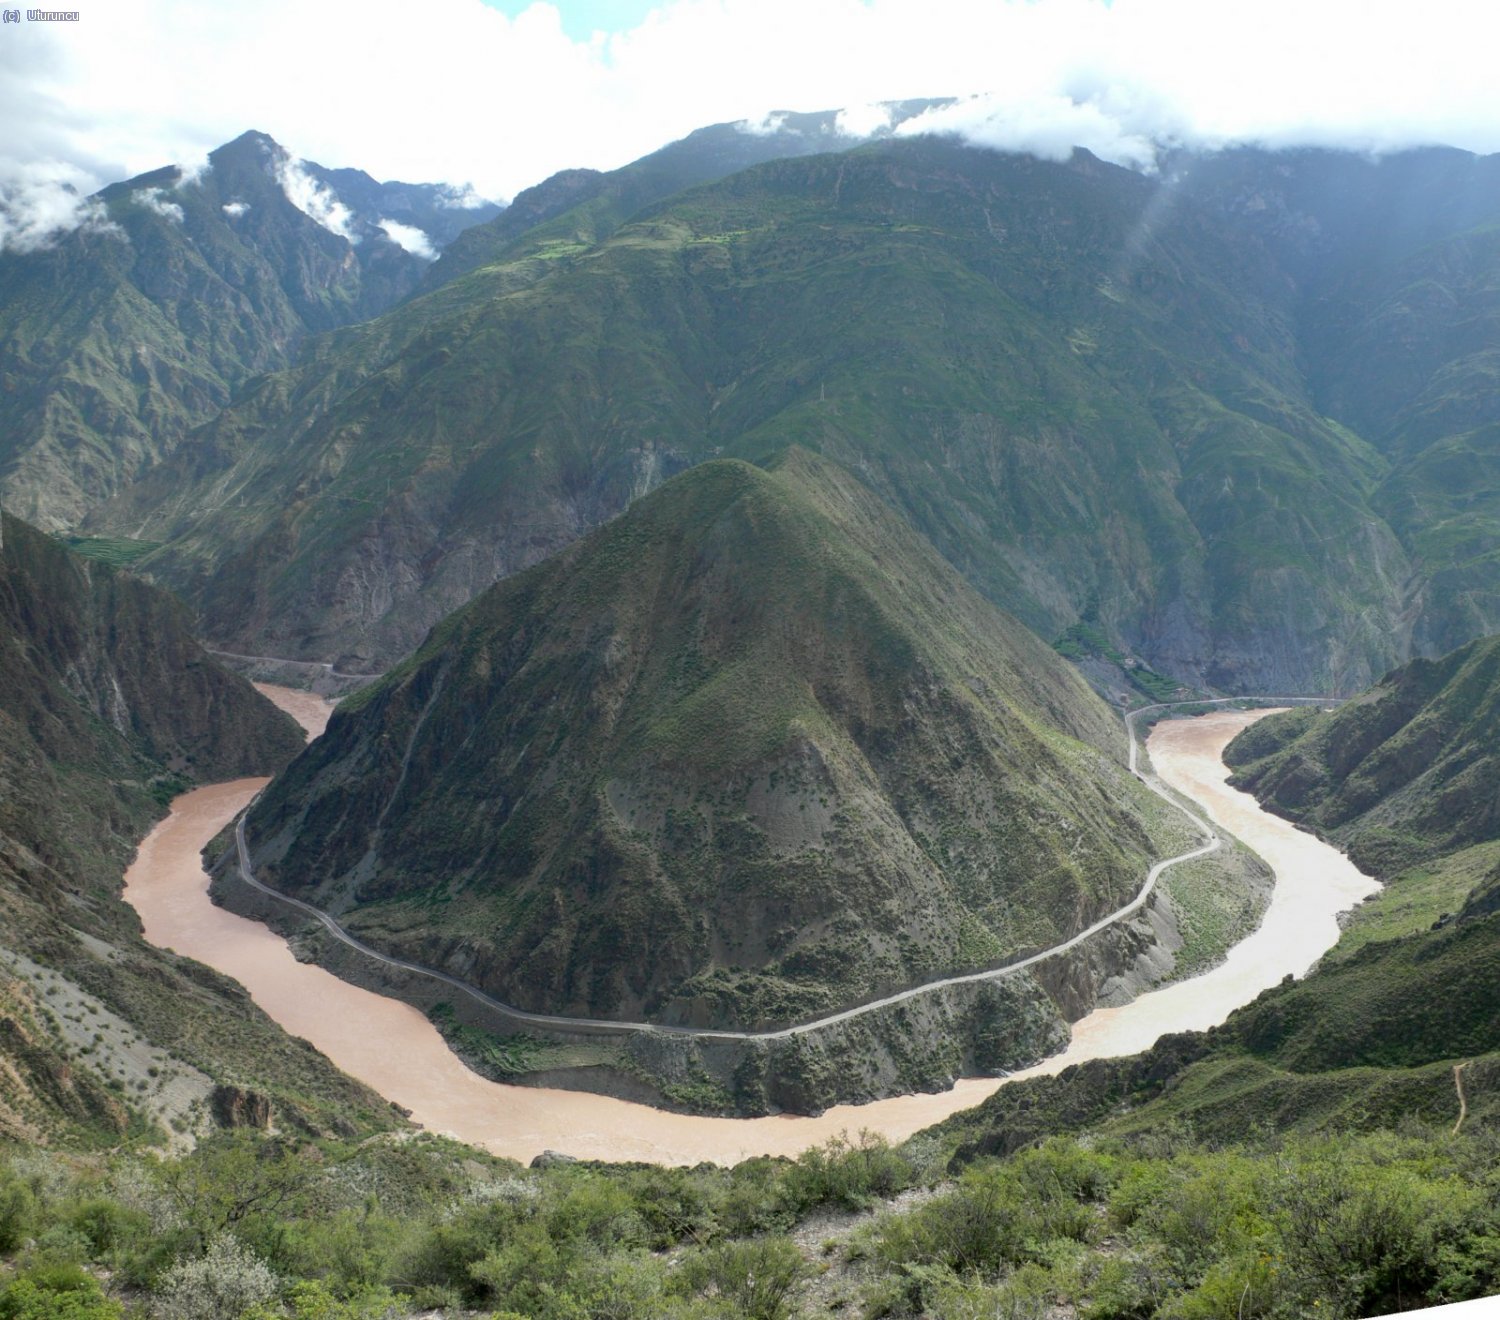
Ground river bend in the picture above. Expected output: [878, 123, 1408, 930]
[121, 698, 1376, 1164]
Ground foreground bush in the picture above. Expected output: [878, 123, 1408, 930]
[0, 1125, 1496, 1317]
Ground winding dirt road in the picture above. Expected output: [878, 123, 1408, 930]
[228, 699, 1224, 1043]
[122, 694, 1377, 1164]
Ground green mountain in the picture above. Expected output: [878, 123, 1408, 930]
[1181, 147, 1500, 655]
[109, 135, 1442, 695]
[0, 131, 500, 529]
[0, 622, 1493, 1316]
[866, 636, 1500, 1317]
[0, 509, 395, 1143]
[236, 451, 1174, 1031]
[1159, 636, 1500, 1123]
[1223, 635, 1500, 877]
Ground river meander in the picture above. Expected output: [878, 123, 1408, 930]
[121, 697, 1376, 1164]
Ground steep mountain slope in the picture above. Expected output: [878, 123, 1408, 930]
[0, 510, 395, 1142]
[1178, 148, 1500, 656]
[238, 451, 1174, 1030]
[0, 508, 303, 793]
[1224, 635, 1500, 877]
[0, 131, 500, 528]
[113, 137, 1413, 692]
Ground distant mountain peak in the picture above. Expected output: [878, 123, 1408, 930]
[212, 128, 283, 162]
[0, 131, 503, 527]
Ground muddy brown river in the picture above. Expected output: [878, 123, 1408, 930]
[122, 698, 1376, 1164]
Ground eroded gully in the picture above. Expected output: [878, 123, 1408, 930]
[121, 692, 1376, 1165]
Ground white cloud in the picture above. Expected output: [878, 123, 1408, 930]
[222, 200, 250, 217]
[3, 0, 1500, 252]
[898, 93, 1159, 171]
[139, 186, 185, 222]
[175, 153, 211, 187]
[378, 217, 436, 259]
[0, 158, 115, 252]
[275, 156, 357, 241]
[835, 103, 894, 138]
[736, 111, 790, 137]
[434, 183, 491, 210]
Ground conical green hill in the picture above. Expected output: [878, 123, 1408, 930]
[245, 451, 1169, 1030]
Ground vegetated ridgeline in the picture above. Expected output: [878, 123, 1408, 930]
[101, 138, 1500, 694]
[61, 105, 911, 557]
[1188, 634, 1500, 1093]
[1225, 633, 1500, 880]
[419, 100, 944, 292]
[4, 678, 1484, 1320]
[225, 450, 1220, 1115]
[0, 509, 399, 1144]
[233, 695, 1341, 1047]
[229, 693, 1236, 1038]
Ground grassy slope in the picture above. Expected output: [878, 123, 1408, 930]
[241, 450, 1174, 1030]
[418, 105, 935, 292]
[1224, 635, 1500, 876]
[934, 633, 1500, 1168]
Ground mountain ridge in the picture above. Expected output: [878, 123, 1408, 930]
[103, 135, 1455, 694]
[1224, 634, 1500, 878]
[0, 508, 398, 1142]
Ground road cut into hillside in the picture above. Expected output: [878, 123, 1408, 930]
[123, 695, 1376, 1164]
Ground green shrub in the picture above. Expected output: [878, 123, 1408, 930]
[546, 1173, 646, 1252]
[468, 1221, 564, 1312]
[0, 1266, 122, 1320]
[871, 1168, 1029, 1312]
[277, 1208, 405, 1294]
[1138, 1158, 1266, 1283]
[611, 1166, 718, 1249]
[716, 1159, 790, 1237]
[784, 1130, 914, 1213]
[682, 1237, 807, 1320]
[157, 1133, 314, 1253]
[0, 1171, 36, 1252]
[1156, 1252, 1282, 1320]
[263, 1280, 405, 1319]
[539, 1250, 672, 1320]
[66, 1199, 149, 1258]
[925, 1261, 1056, 1320]
[1077, 1249, 1168, 1320]
[1269, 1153, 1474, 1317]
[152, 1234, 279, 1320]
